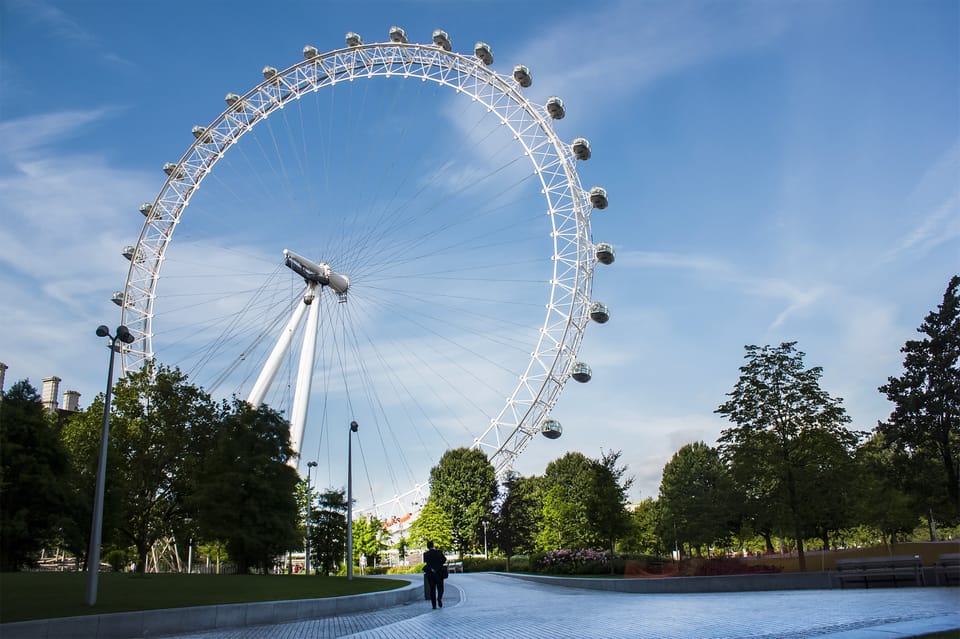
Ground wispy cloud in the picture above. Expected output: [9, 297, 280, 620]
[0, 109, 112, 159]
[9, 0, 135, 69]
[884, 141, 960, 261]
[620, 249, 827, 330]
[509, 0, 788, 126]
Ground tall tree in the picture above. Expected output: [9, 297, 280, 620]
[352, 515, 388, 568]
[657, 442, 735, 556]
[852, 434, 917, 543]
[588, 450, 633, 561]
[409, 498, 452, 551]
[0, 380, 72, 571]
[716, 342, 859, 570]
[428, 448, 497, 557]
[622, 498, 663, 556]
[60, 364, 217, 572]
[191, 399, 300, 573]
[309, 488, 347, 575]
[495, 473, 541, 568]
[537, 452, 597, 550]
[878, 275, 960, 521]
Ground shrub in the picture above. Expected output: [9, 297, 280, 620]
[535, 549, 616, 575]
[462, 556, 507, 572]
[680, 557, 782, 576]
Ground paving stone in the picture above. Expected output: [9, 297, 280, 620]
[159, 574, 960, 639]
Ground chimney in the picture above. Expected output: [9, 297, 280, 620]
[0, 362, 7, 396]
[41, 376, 61, 413]
[63, 390, 81, 412]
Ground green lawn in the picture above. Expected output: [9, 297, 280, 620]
[0, 572, 410, 623]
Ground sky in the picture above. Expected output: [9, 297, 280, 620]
[1, 0, 957, 510]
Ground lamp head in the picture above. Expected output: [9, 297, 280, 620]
[96, 325, 110, 338]
[116, 325, 134, 344]
[350, 420, 359, 432]
[307, 461, 318, 468]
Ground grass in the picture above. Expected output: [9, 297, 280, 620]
[0, 572, 410, 624]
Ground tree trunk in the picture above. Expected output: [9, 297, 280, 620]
[762, 531, 774, 553]
[795, 535, 806, 571]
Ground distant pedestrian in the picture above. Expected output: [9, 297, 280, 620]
[423, 540, 447, 609]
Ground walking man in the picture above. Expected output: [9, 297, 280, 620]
[423, 541, 447, 609]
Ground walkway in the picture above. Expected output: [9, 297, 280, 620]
[162, 573, 960, 639]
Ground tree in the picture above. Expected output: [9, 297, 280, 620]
[310, 488, 347, 575]
[409, 497, 452, 551]
[0, 380, 72, 571]
[352, 515, 388, 568]
[878, 275, 960, 521]
[61, 364, 218, 573]
[537, 452, 597, 550]
[494, 473, 541, 568]
[657, 442, 735, 556]
[191, 399, 300, 573]
[622, 498, 663, 556]
[852, 434, 917, 544]
[588, 450, 633, 563]
[716, 342, 859, 570]
[427, 448, 497, 557]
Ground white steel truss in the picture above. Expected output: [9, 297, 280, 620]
[121, 37, 599, 478]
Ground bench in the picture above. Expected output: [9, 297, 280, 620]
[935, 553, 960, 586]
[835, 555, 923, 588]
[447, 561, 464, 573]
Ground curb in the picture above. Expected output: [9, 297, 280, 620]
[0, 577, 420, 639]
[498, 571, 836, 593]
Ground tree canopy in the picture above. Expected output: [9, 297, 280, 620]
[427, 447, 497, 556]
[190, 399, 300, 573]
[878, 275, 960, 522]
[0, 380, 72, 571]
[716, 342, 859, 569]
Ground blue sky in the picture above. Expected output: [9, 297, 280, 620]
[1, 0, 957, 509]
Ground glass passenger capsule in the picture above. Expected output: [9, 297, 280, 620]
[589, 186, 608, 209]
[571, 362, 592, 383]
[589, 302, 610, 324]
[541, 419, 562, 439]
[595, 243, 615, 265]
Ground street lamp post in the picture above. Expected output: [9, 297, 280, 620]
[483, 520, 489, 559]
[346, 420, 358, 580]
[305, 461, 317, 575]
[86, 325, 134, 606]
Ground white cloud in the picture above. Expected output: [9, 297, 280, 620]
[508, 0, 788, 127]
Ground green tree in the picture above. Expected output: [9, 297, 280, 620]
[352, 515, 388, 568]
[428, 448, 497, 557]
[409, 498, 452, 551]
[191, 399, 300, 573]
[622, 498, 663, 556]
[852, 434, 917, 544]
[589, 450, 633, 562]
[537, 452, 596, 550]
[495, 473, 541, 568]
[0, 380, 72, 571]
[310, 488, 347, 575]
[60, 364, 217, 572]
[657, 442, 735, 556]
[716, 342, 859, 570]
[878, 275, 960, 522]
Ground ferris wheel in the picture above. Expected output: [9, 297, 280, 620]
[116, 27, 615, 515]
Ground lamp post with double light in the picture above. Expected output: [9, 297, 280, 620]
[305, 460, 317, 575]
[346, 420, 358, 580]
[86, 325, 134, 606]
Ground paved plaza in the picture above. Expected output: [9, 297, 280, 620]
[162, 573, 960, 639]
